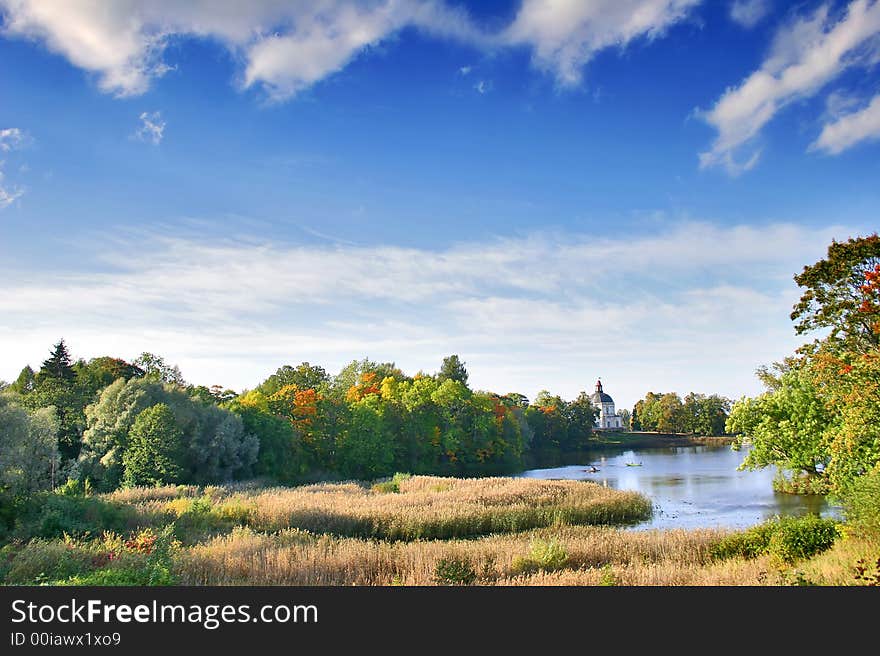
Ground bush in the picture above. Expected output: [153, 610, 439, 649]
[511, 539, 569, 575]
[711, 515, 839, 564]
[711, 522, 776, 560]
[2, 540, 94, 584]
[11, 493, 138, 542]
[839, 465, 880, 540]
[434, 557, 476, 585]
[768, 515, 840, 564]
[371, 472, 412, 494]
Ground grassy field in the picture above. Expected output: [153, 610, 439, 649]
[1, 474, 876, 586]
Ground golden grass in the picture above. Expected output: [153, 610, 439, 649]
[176, 525, 731, 586]
[110, 476, 652, 541]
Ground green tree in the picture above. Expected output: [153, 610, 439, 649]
[438, 355, 469, 387]
[562, 392, 597, 450]
[75, 357, 143, 398]
[683, 393, 731, 436]
[791, 233, 880, 355]
[0, 394, 60, 495]
[10, 366, 35, 394]
[257, 362, 329, 396]
[40, 339, 75, 382]
[726, 365, 833, 491]
[133, 352, 186, 386]
[122, 404, 184, 487]
[79, 377, 258, 490]
[24, 341, 89, 462]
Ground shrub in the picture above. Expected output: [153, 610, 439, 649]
[511, 539, 569, 575]
[434, 557, 476, 585]
[2, 540, 94, 584]
[710, 522, 776, 560]
[371, 472, 412, 494]
[11, 493, 137, 542]
[768, 515, 840, 564]
[599, 564, 618, 586]
[711, 515, 839, 564]
[839, 465, 880, 540]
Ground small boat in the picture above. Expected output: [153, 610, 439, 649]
[625, 462, 643, 467]
[583, 465, 599, 473]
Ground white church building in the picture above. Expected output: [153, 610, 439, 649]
[590, 379, 623, 430]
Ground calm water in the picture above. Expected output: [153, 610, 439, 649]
[520, 444, 842, 531]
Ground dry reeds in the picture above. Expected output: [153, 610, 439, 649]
[176, 524, 732, 586]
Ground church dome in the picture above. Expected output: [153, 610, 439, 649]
[590, 379, 614, 405]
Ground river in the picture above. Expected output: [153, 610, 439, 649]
[520, 443, 842, 531]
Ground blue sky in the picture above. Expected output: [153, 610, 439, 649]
[1, 0, 879, 411]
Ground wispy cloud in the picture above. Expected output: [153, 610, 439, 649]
[729, 0, 771, 29]
[0, 127, 27, 151]
[0, 127, 29, 208]
[698, 0, 880, 174]
[0, 220, 860, 406]
[134, 111, 165, 145]
[811, 92, 880, 154]
[502, 0, 700, 88]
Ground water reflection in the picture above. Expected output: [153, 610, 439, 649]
[520, 444, 842, 531]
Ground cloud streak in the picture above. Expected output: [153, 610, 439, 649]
[698, 0, 880, 174]
[0, 220, 860, 408]
[503, 0, 699, 87]
[0, 127, 28, 208]
[811, 92, 880, 154]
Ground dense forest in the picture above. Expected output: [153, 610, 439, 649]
[1, 344, 733, 496]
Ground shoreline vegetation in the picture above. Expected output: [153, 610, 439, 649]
[1, 468, 877, 587]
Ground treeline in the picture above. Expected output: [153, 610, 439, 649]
[630, 392, 731, 435]
[1, 350, 608, 494]
[726, 233, 880, 495]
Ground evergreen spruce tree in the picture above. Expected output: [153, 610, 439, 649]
[40, 339, 75, 381]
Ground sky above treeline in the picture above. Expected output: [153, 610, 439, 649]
[1, 0, 879, 411]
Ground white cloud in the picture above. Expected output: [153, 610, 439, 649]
[730, 0, 771, 29]
[698, 0, 880, 174]
[474, 80, 489, 94]
[0, 220, 859, 408]
[502, 0, 700, 87]
[0, 127, 26, 151]
[459, 65, 472, 75]
[811, 92, 880, 153]
[0, 127, 28, 208]
[134, 111, 165, 145]
[0, 172, 24, 208]
[0, 0, 484, 101]
[0, 0, 702, 101]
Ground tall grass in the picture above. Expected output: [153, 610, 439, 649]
[117, 476, 652, 541]
[176, 525, 727, 586]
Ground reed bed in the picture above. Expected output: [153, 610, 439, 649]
[176, 524, 730, 586]
[114, 476, 653, 541]
[243, 476, 651, 539]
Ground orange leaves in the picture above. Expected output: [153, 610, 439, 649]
[345, 372, 382, 403]
[268, 384, 319, 429]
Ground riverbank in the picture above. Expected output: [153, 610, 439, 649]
[590, 431, 737, 448]
[1, 473, 873, 586]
